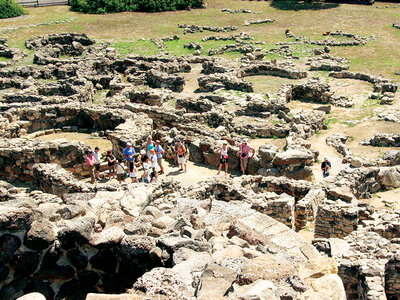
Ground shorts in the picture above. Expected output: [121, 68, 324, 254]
[220, 157, 228, 164]
[157, 157, 163, 166]
[178, 155, 186, 164]
[129, 171, 137, 178]
[108, 165, 115, 172]
[117, 174, 125, 181]
[95, 163, 100, 171]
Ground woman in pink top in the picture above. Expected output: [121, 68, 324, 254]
[86, 151, 97, 184]
[239, 139, 255, 175]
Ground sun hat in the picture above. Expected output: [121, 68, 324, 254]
[177, 138, 181, 142]
[127, 142, 132, 146]
[140, 150, 146, 155]
[156, 140, 160, 143]
[150, 149, 155, 154]
[324, 157, 328, 160]
[241, 139, 247, 144]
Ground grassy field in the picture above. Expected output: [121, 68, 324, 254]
[0, 0, 400, 80]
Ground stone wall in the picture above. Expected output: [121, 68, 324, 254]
[315, 200, 359, 238]
[0, 139, 89, 182]
[385, 255, 400, 300]
[240, 61, 307, 79]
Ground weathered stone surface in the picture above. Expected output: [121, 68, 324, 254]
[129, 268, 192, 299]
[24, 220, 56, 250]
[237, 254, 295, 285]
[0, 234, 22, 264]
[89, 226, 125, 248]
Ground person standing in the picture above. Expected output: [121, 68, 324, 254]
[106, 150, 116, 180]
[176, 138, 187, 172]
[123, 142, 135, 176]
[116, 159, 126, 185]
[146, 136, 155, 158]
[321, 157, 331, 178]
[155, 140, 165, 175]
[86, 151, 96, 184]
[216, 142, 229, 176]
[141, 157, 151, 183]
[149, 149, 158, 182]
[93, 147, 101, 180]
[239, 139, 255, 175]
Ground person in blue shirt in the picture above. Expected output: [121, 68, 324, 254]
[123, 142, 135, 175]
[155, 139, 165, 175]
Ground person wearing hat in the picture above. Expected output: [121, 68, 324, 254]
[86, 151, 96, 184]
[239, 139, 255, 175]
[140, 149, 148, 163]
[216, 141, 230, 176]
[123, 142, 135, 176]
[154, 140, 165, 175]
[321, 157, 331, 178]
[176, 138, 187, 172]
[93, 147, 101, 180]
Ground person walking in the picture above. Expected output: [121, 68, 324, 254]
[123, 142, 135, 176]
[216, 141, 229, 176]
[116, 159, 126, 184]
[321, 157, 331, 178]
[93, 147, 101, 180]
[106, 150, 116, 180]
[155, 140, 165, 175]
[146, 136, 155, 158]
[239, 139, 255, 175]
[86, 151, 96, 184]
[176, 138, 187, 172]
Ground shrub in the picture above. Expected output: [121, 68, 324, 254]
[70, 0, 204, 14]
[0, 0, 26, 19]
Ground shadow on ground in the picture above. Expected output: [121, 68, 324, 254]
[270, 0, 340, 11]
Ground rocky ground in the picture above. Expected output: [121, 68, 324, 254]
[0, 3, 399, 300]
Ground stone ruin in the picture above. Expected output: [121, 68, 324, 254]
[243, 19, 274, 26]
[0, 31, 399, 300]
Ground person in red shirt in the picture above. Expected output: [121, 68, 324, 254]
[238, 139, 255, 175]
[86, 151, 96, 184]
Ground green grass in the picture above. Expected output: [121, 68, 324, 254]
[0, 0, 399, 80]
[361, 98, 381, 108]
[112, 39, 159, 57]
[165, 39, 195, 56]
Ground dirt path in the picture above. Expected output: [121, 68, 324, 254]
[180, 64, 202, 95]
[99, 160, 240, 187]
[308, 126, 349, 183]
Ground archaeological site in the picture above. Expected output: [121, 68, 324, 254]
[0, 0, 399, 299]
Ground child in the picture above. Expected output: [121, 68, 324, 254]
[116, 159, 126, 184]
[149, 149, 158, 182]
[129, 162, 139, 183]
[141, 158, 151, 183]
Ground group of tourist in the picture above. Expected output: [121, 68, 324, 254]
[87, 137, 332, 184]
[86, 137, 259, 184]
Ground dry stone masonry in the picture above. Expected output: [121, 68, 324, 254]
[0, 29, 399, 300]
